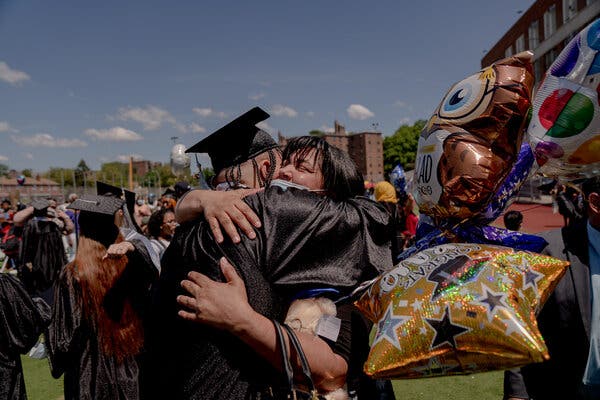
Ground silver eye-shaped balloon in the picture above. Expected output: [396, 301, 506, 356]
[170, 143, 191, 176]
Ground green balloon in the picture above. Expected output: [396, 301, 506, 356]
[547, 93, 594, 138]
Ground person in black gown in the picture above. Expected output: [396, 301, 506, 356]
[46, 195, 158, 400]
[146, 112, 392, 399]
[0, 273, 50, 400]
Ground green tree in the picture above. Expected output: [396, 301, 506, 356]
[21, 169, 33, 178]
[0, 164, 9, 177]
[99, 162, 129, 187]
[308, 130, 325, 137]
[43, 168, 75, 186]
[383, 119, 426, 173]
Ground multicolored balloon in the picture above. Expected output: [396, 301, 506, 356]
[529, 18, 600, 178]
[414, 52, 534, 220]
[356, 243, 569, 379]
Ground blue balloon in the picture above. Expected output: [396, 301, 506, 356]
[390, 164, 407, 196]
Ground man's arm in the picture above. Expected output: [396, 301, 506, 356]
[175, 188, 261, 243]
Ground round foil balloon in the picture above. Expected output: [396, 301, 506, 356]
[170, 143, 191, 176]
[528, 18, 600, 178]
[414, 52, 534, 220]
[355, 243, 569, 379]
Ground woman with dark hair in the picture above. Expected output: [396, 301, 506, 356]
[153, 136, 393, 399]
[279, 136, 364, 200]
[147, 208, 176, 259]
[47, 195, 158, 400]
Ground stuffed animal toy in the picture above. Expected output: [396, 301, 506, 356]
[284, 297, 349, 400]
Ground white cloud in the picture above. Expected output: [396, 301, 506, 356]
[249, 92, 266, 101]
[319, 125, 335, 133]
[24, 153, 33, 160]
[398, 117, 411, 125]
[84, 127, 143, 141]
[189, 123, 206, 133]
[347, 104, 374, 120]
[394, 100, 406, 107]
[11, 134, 87, 148]
[306, 111, 315, 117]
[117, 154, 143, 162]
[257, 121, 274, 133]
[192, 107, 227, 118]
[0, 121, 17, 133]
[116, 105, 178, 131]
[270, 104, 298, 118]
[0, 155, 8, 162]
[0, 61, 31, 85]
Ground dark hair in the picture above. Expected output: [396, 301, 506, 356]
[282, 136, 364, 200]
[503, 210, 523, 231]
[582, 176, 600, 198]
[147, 208, 174, 239]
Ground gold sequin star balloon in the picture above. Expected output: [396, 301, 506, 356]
[355, 243, 569, 378]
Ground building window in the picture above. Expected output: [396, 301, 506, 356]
[515, 34, 525, 53]
[543, 5, 556, 39]
[534, 60, 543, 83]
[505, 45, 513, 58]
[528, 20, 539, 49]
[563, 0, 577, 23]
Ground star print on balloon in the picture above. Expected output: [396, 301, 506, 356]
[355, 244, 569, 379]
[373, 305, 410, 350]
[426, 306, 469, 349]
[528, 17, 600, 178]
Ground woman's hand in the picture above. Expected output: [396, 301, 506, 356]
[177, 257, 254, 332]
[103, 241, 135, 259]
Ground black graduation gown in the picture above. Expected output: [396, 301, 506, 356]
[0, 274, 51, 400]
[46, 239, 158, 400]
[147, 187, 392, 400]
[19, 217, 67, 304]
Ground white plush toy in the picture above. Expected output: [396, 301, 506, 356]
[284, 297, 349, 400]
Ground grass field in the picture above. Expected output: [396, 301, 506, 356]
[22, 355, 504, 400]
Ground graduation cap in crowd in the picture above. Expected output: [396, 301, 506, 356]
[186, 106, 279, 175]
[96, 181, 141, 232]
[31, 198, 50, 212]
[67, 195, 125, 215]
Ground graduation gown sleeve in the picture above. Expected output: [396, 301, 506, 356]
[0, 274, 51, 400]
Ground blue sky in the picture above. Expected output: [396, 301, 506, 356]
[0, 0, 534, 172]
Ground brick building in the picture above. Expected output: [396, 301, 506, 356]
[482, 0, 600, 83]
[132, 160, 162, 177]
[0, 176, 62, 204]
[278, 121, 384, 182]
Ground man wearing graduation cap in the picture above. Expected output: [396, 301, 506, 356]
[174, 107, 281, 232]
[147, 107, 392, 399]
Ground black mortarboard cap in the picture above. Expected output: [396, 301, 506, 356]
[68, 195, 124, 215]
[96, 181, 124, 198]
[186, 107, 278, 175]
[96, 181, 141, 232]
[31, 198, 50, 211]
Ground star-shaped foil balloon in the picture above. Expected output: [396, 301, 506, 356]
[355, 243, 569, 379]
